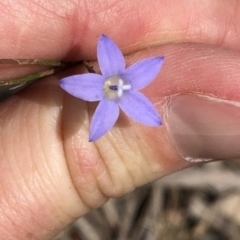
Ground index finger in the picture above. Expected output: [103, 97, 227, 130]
[1, 0, 240, 61]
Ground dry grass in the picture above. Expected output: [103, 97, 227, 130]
[54, 160, 240, 240]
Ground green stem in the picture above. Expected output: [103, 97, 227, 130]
[0, 59, 70, 67]
[0, 59, 83, 86]
[0, 67, 63, 86]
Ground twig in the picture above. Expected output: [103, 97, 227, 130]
[0, 67, 64, 86]
[0, 59, 70, 67]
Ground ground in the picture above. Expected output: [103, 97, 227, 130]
[54, 160, 240, 240]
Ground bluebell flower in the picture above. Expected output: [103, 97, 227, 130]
[60, 35, 164, 141]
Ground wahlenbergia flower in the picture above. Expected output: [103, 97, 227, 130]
[60, 35, 164, 141]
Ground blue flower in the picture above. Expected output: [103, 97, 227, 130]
[59, 35, 164, 141]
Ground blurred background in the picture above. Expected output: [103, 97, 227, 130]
[54, 160, 240, 240]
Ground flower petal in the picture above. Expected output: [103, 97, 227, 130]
[119, 90, 162, 126]
[97, 34, 125, 78]
[89, 99, 119, 141]
[59, 73, 104, 102]
[122, 56, 164, 90]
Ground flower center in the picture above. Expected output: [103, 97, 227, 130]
[104, 75, 131, 100]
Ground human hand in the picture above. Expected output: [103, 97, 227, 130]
[0, 0, 240, 239]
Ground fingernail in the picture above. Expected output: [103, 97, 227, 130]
[163, 94, 240, 162]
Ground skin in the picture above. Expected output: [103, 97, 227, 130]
[0, 0, 240, 239]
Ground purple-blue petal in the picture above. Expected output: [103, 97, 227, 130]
[59, 73, 105, 102]
[122, 56, 164, 90]
[97, 34, 125, 78]
[89, 99, 119, 141]
[119, 90, 162, 126]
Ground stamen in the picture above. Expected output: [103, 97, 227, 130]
[122, 85, 131, 90]
[118, 79, 124, 87]
[118, 88, 123, 97]
[104, 75, 131, 100]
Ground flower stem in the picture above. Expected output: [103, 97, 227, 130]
[0, 59, 69, 67]
[0, 67, 66, 86]
[83, 61, 96, 73]
[0, 59, 82, 86]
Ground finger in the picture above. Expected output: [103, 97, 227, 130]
[0, 43, 236, 239]
[62, 43, 240, 208]
[1, 0, 240, 61]
[0, 78, 83, 239]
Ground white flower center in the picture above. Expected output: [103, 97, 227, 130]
[104, 76, 131, 100]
